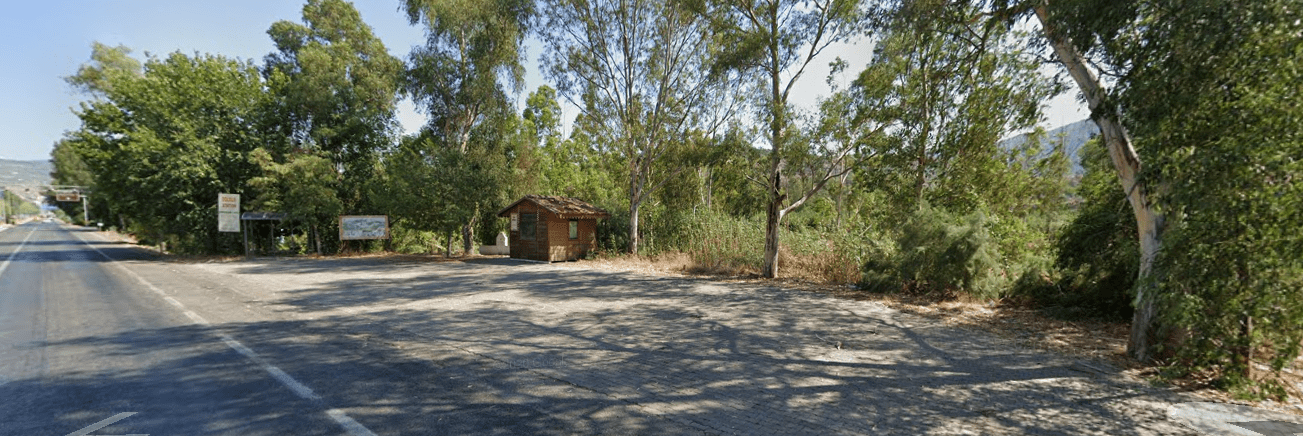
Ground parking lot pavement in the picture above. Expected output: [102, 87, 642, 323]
[184, 256, 1200, 435]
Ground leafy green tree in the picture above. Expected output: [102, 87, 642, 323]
[1120, 1, 1301, 394]
[960, 0, 1163, 360]
[65, 42, 142, 98]
[402, 0, 533, 253]
[403, 0, 532, 152]
[1029, 0, 1166, 362]
[248, 149, 344, 255]
[374, 134, 499, 256]
[1004, 0, 1302, 383]
[66, 48, 268, 253]
[858, 1, 1052, 215]
[690, 0, 868, 278]
[264, 0, 405, 250]
[48, 137, 99, 224]
[522, 86, 621, 205]
[541, 0, 740, 254]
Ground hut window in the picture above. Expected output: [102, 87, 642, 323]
[520, 213, 537, 240]
[569, 220, 578, 239]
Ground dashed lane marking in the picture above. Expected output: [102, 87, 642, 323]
[71, 229, 376, 436]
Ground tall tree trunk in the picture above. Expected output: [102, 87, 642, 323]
[628, 199, 641, 255]
[312, 223, 322, 256]
[1035, 3, 1166, 362]
[462, 206, 479, 256]
[761, 183, 785, 278]
[760, 13, 788, 279]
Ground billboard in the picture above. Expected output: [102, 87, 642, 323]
[339, 215, 390, 240]
[55, 191, 80, 202]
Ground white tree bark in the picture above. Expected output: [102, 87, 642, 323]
[1035, 3, 1166, 362]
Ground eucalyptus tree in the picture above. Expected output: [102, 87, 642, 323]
[263, 0, 405, 239]
[403, 0, 532, 253]
[540, 0, 742, 254]
[858, 1, 1052, 215]
[972, 0, 1302, 379]
[1098, 0, 1301, 390]
[688, 0, 868, 277]
[403, 0, 532, 153]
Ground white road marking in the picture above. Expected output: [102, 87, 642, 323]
[163, 296, 185, 309]
[64, 412, 146, 436]
[0, 225, 36, 279]
[327, 409, 379, 436]
[71, 230, 375, 436]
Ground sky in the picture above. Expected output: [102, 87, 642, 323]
[0, 0, 1087, 162]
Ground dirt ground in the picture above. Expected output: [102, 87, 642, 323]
[547, 252, 1303, 417]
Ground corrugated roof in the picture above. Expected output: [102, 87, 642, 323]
[497, 195, 611, 219]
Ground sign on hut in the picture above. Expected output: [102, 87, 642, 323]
[497, 195, 609, 262]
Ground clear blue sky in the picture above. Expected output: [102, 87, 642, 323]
[0, 0, 1086, 162]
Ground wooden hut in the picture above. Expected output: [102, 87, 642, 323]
[497, 195, 610, 262]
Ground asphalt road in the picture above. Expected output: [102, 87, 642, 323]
[0, 223, 447, 435]
[0, 222, 346, 435]
[0, 221, 701, 436]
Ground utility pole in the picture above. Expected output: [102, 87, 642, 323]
[1, 186, 7, 224]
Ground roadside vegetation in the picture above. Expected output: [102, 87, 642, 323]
[47, 0, 1301, 399]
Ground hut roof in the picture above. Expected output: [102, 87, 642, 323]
[497, 195, 611, 219]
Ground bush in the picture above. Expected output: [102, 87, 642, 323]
[894, 205, 1004, 299]
[1045, 142, 1137, 319]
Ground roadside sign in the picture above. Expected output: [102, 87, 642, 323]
[55, 191, 80, 202]
[339, 215, 389, 240]
[218, 193, 240, 232]
[218, 193, 240, 213]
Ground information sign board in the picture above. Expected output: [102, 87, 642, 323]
[218, 193, 240, 232]
[339, 215, 390, 240]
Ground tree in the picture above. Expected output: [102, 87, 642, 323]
[65, 49, 269, 253]
[962, 0, 1164, 360]
[691, 0, 868, 277]
[540, 0, 740, 254]
[48, 137, 98, 224]
[858, 1, 1052, 215]
[523, 86, 621, 204]
[1111, 0, 1300, 393]
[65, 42, 142, 98]
[375, 134, 498, 256]
[248, 149, 344, 255]
[1028, 0, 1165, 363]
[264, 0, 404, 250]
[403, 0, 533, 253]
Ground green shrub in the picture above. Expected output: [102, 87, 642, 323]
[1047, 142, 1137, 319]
[895, 205, 1004, 299]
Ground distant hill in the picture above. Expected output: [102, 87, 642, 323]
[0, 159, 53, 205]
[1000, 119, 1100, 176]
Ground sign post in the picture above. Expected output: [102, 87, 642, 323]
[218, 194, 240, 232]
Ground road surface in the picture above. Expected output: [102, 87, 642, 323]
[1, 221, 1209, 435]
